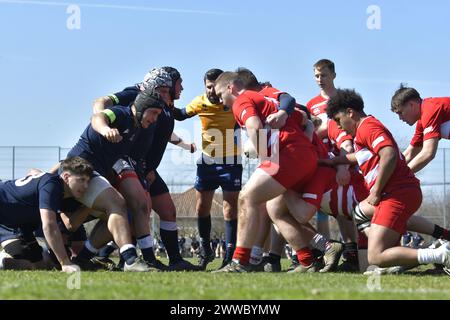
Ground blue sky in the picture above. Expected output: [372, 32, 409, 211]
[1, 0, 450, 151]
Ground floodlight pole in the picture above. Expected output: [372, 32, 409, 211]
[444, 149, 447, 228]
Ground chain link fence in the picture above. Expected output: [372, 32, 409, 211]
[0, 146, 448, 229]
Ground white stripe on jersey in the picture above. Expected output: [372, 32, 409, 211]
[424, 126, 434, 134]
[240, 109, 247, 122]
[311, 100, 328, 110]
[440, 120, 450, 139]
[321, 190, 332, 214]
[303, 193, 318, 200]
[347, 185, 354, 216]
[371, 135, 385, 149]
[336, 132, 347, 144]
[337, 186, 344, 216]
[364, 164, 379, 185]
[355, 148, 373, 166]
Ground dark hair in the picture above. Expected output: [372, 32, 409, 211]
[259, 81, 272, 88]
[235, 67, 261, 90]
[326, 89, 364, 119]
[391, 83, 422, 111]
[61, 157, 93, 177]
[314, 59, 335, 73]
[215, 71, 244, 90]
[204, 68, 223, 83]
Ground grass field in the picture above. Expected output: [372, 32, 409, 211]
[0, 259, 449, 300]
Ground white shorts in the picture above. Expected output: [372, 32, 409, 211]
[80, 174, 112, 212]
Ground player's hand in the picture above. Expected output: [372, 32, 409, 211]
[243, 140, 258, 159]
[102, 128, 123, 143]
[190, 143, 197, 153]
[266, 110, 288, 129]
[146, 170, 156, 185]
[318, 158, 334, 167]
[366, 192, 381, 206]
[336, 167, 351, 186]
[61, 264, 81, 273]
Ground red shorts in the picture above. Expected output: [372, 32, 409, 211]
[258, 144, 317, 189]
[296, 166, 336, 209]
[372, 186, 422, 234]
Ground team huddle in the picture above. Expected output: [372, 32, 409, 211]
[1, 60, 450, 275]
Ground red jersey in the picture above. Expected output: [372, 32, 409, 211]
[306, 94, 328, 117]
[307, 94, 353, 156]
[353, 116, 419, 193]
[233, 90, 311, 150]
[410, 97, 450, 147]
[326, 119, 353, 156]
[259, 86, 284, 101]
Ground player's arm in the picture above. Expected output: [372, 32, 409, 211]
[40, 209, 79, 273]
[403, 144, 422, 163]
[318, 152, 357, 167]
[173, 107, 196, 121]
[266, 94, 296, 129]
[92, 96, 114, 114]
[59, 206, 92, 232]
[91, 110, 122, 143]
[367, 146, 397, 206]
[336, 139, 354, 186]
[169, 132, 196, 153]
[93, 86, 139, 114]
[303, 120, 315, 142]
[245, 116, 264, 156]
[405, 138, 439, 173]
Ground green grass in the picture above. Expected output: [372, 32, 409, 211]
[0, 259, 449, 300]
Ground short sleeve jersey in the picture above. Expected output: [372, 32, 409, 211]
[233, 90, 311, 150]
[354, 116, 419, 193]
[0, 173, 64, 228]
[410, 97, 450, 147]
[185, 93, 239, 158]
[67, 106, 140, 176]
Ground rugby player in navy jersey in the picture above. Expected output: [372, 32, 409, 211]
[92, 67, 200, 271]
[62, 88, 166, 272]
[0, 157, 92, 273]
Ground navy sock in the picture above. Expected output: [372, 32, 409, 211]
[198, 215, 212, 254]
[343, 242, 358, 260]
[141, 247, 156, 263]
[432, 225, 450, 240]
[98, 243, 117, 258]
[269, 253, 281, 263]
[77, 246, 96, 260]
[160, 228, 182, 264]
[224, 219, 237, 261]
[121, 248, 138, 265]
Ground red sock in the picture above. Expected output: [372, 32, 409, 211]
[296, 247, 314, 266]
[232, 247, 251, 265]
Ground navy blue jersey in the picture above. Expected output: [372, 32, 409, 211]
[108, 85, 175, 174]
[108, 85, 140, 107]
[109, 85, 156, 165]
[67, 106, 140, 176]
[144, 105, 174, 172]
[0, 173, 64, 228]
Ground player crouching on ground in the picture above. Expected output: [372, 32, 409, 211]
[321, 89, 450, 272]
[0, 157, 93, 273]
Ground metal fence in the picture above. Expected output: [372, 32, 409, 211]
[0, 145, 448, 228]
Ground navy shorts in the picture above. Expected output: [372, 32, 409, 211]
[0, 224, 21, 243]
[147, 171, 169, 197]
[195, 163, 243, 192]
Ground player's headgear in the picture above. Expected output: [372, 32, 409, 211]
[142, 67, 173, 90]
[161, 66, 181, 100]
[134, 88, 166, 124]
